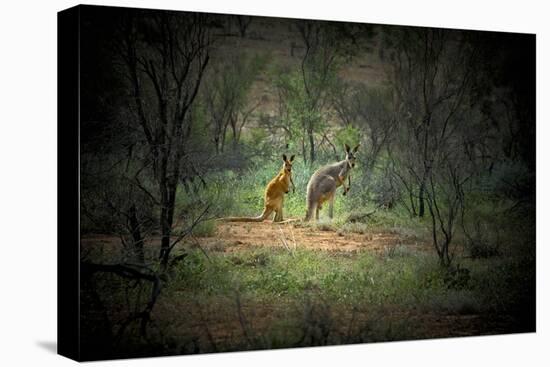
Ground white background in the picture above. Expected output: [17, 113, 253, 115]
[0, 0, 547, 365]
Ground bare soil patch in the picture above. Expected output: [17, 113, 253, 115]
[197, 220, 429, 254]
[81, 219, 430, 257]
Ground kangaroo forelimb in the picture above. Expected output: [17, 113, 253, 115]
[339, 175, 350, 196]
[345, 175, 351, 195]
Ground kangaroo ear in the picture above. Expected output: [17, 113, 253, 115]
[290, 154, 295, 162]
[282, 154, 287, 162]
[344, 144, 350, 153]
[353, 144, 360, 153]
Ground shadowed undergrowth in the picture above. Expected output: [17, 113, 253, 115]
[81, 236, 534, 358]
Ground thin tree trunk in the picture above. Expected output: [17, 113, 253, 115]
[308, 126, 315, 164]
[128, 203, 144, 263]
[159, 173, 179, 268]
[418, 179, 426, 217]
[231, 116, 238, 150]
[301, 134, 307, 165]
[221, 123, 228, 153]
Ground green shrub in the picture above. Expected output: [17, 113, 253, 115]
[191, 219, 217, 237]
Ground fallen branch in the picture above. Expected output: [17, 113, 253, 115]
[278, 227, 293, 255]
[344, 209, 377, 223]
[81, 262, 157, 282]
[289, 224, 298, 250]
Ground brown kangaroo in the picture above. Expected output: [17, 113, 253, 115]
[222, 154, 295, 222]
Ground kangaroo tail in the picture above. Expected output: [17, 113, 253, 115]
[220, 207, 272, 222]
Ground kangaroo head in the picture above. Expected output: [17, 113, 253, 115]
[344, 144, 360, 168]
[282, 154, 295, 174]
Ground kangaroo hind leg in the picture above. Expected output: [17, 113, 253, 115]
[259, 206, 274, 221]
[305, 200, 316, 222]
[328, 193, 335, 219]
[274, 204, 284, 222]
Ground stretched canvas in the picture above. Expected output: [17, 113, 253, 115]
[58, 4, 536, 361]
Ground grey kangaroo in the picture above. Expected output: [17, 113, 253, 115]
[305, 144, 359, 221]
